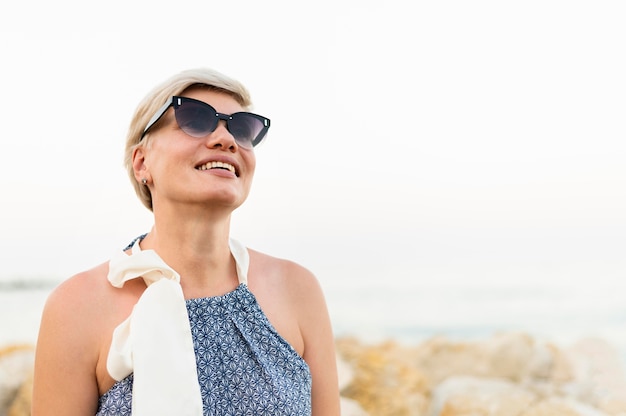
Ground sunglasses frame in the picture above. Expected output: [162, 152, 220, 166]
[140, 96, 270, 148]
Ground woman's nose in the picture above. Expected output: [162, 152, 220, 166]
[205, 120, 237, 151]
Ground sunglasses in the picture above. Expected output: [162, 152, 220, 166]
[141, 96, 270, 149]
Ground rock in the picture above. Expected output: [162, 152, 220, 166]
[337, 337, 429, 416]
[0, 345, 34, 416]
[335, 333, 622, 416]
[337, 352, 354, 391]
[428, 375, 537, 416]
[337, 351, 369, 414]
[565, 337, 626, 415]
[412, 332, 575, 388]
[340, 397, 369, 416]
[7, 371, 32, 416]
[521, 397, 611, 416]
[426, 366, 616, 415]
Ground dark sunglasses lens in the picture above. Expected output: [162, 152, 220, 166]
[229, 114, 265, 148]
[175, 100, 217, 137]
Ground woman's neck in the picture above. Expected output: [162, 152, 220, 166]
[140, 205, 239, 297]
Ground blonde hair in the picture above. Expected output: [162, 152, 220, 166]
[124, 68, 253, 211]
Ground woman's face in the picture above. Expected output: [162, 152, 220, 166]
[133, 88, 257, 214]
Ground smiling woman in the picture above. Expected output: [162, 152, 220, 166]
[31, 68, 340, 416]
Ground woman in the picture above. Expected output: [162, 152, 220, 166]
[32, 68, 340, 415]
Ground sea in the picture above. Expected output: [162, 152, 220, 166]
[2, 277, 626, 371]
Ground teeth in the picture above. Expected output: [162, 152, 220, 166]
[197, 161, 236, 174]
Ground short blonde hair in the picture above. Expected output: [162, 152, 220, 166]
[124, 68, 253, 211]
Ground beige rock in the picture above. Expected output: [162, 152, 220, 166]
[335, 333, 626, 415]
[412, 336, 492, 386]
[340, 397, 369, 416]
[336, 333, 588, 415]
[337, 337, 429, 416]
[565, 338, 626, 415]
[484, 333, 574, 383]
[0, 345, 35, 416]
[337, 351, 369, 414]
[8, 370, 32, 416]
[412, 332, 575, 388]
[428, 375, 537, 416]
[521, 397, 611, 416]
[337, 352, 354, 391]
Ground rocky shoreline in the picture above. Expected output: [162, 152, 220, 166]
[337, 332, 626, 415]
[2, 332, 625, 415]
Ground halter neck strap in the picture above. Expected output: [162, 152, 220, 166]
[106, 237, 249, 415]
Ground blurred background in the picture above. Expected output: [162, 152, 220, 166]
[0, 0, 625, 361]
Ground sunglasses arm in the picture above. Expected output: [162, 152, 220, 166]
[141, 98, 174, 139]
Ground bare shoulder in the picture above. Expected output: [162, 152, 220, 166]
[248, 249, 317, 284]
[37, 261, 128, 366]
[246, 248, 330, 332]
[43, 262, 112, 330]
[42, 261, 143, 339]
[49, 262, 110, 300]
[247, 249, 321, 291]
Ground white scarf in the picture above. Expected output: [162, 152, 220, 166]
[106, 238, 249, 415]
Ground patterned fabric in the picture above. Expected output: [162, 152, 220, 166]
[96, 273, 312, 416]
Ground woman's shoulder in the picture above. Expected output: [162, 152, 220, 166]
[43, 260, 142, 330]
[36, 262, 113, 364]
[247, 248, 318, 288]
[246, 248, 327, 315]
[246, 248, 329, 357]
[45, 262, 111, 312]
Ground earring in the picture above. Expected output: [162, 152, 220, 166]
[141, 178, 148, 185]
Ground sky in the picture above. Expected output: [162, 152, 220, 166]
[1, 0, 625, 304]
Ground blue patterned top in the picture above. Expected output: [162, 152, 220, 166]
[96, 283, 312, 415]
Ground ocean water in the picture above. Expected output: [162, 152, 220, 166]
[0, 282, 51, 346]
[2, 278, 626, 370]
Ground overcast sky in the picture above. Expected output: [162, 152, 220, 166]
[0, 1, 625, 299]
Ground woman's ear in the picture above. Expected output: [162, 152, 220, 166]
[132, 146, 150, 184]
